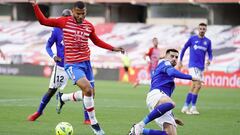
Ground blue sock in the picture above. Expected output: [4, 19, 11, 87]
[184, 93, 192, 106]
[83, 104, 90, 120]
[192, 94, 198, 106]
[143, 103, 174, 125]
[37, 94, 51, 114]
[143, 128, 167, 135]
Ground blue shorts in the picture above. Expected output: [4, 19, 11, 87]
[65, 60, 95, 88]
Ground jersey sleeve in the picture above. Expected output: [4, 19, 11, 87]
[45, 28, 56, 58]
[207, 40, 213, 61]
[162, 61, 192, 80]
[166, 67, 192, 80]
[33, 4, 66, 28]
[180, 37, 191, 61]
[89, 24, 114, 51]
[146, 48, 153, 56]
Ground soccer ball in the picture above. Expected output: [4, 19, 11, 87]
[55, 122, 73, 135]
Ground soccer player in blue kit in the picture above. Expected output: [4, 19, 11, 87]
[129, 49, 201, 135]
[179, 23, 213, 115]
[27, 9, 90, 124]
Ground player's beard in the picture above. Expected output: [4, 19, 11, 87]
[171, 61, 177, 67]
[76, 18, 83, 24]
[74, 17, 84, 24]
[199, 32, 205, 38]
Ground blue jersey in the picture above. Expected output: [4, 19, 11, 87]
[46, 27, 64, 67]
[150, 59, 192, 97]
[180, 35, 213, 71]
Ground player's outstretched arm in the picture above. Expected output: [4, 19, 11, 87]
[90, 30, 125, 53]
[29, 0, 65, 28]
[166, 67, 192, 80]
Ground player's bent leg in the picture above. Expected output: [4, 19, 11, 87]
[163, 122, 177, 135]
[133, 97, 175, 134]
[76, 77, 104, 134]
[27, 88, 57, 121]
[61, 90, 83, 102]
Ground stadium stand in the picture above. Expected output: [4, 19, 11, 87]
[0, 22, 239, 73]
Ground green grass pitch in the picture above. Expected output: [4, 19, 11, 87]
[0, 75, 239, 135]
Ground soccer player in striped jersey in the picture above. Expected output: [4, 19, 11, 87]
[133, 37, 161, 87]
[144, 37, 161, 77]
[29, 1, 124, 134]
[27, 9, 90, 124]
[179, 23, 213, 115]
[129, 49, 200, 135]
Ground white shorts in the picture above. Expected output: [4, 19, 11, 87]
[189, 67, 204, 81]
[49, 65, 69, 90]
[146, 89, 177, 129]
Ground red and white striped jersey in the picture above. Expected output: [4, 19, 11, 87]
[33, 5, 114, 63]
[146, 47, 161, 71]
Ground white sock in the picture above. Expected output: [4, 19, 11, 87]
[62, 90, 83, 102]
[139, 121, 145, 127]
[83, 96, 98, 125]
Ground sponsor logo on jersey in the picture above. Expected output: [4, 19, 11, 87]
[193, 45, 207, 51]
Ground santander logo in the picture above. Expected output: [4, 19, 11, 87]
[175, 71, 240, 88]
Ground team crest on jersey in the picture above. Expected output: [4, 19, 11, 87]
[203, 41, 208, 45]
[164, 61, 171, 66]
[74, 30, 84, 41]
[84, 27, 91, 32]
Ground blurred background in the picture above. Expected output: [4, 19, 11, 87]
[0, 0, 239, 88]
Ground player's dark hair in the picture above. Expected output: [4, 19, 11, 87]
[152, 37, 157, 40]
[166, 49, 178, 54]
[73, 1, 86, 9]
[199, 23, 207, 27]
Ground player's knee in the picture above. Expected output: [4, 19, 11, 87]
[85, 90, 92, 96]
[168, 101, 176, 108]
[79, 82, 91, 91]
[159, 97, 175, 108]
[83, 87, 93, 96]
[163, 124, 175, 135]
[172, 102, 176, 108]
[195, 84, 202, 90]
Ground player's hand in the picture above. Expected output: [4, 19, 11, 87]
[206, 60, 211, 66]
[178, 61, 183, 70]
[113, 47, 125, 54]
[53, 56, 62, 62]
[175, 118, 184, 126]
[28, 0, 37, 5]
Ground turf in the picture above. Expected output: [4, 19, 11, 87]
[0, 75, 239, 135]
